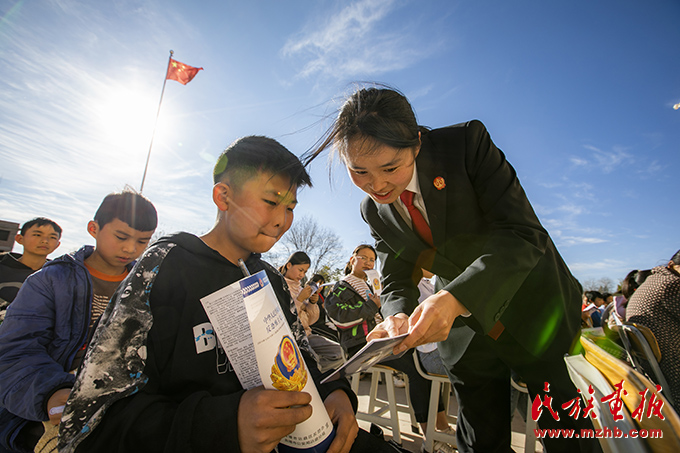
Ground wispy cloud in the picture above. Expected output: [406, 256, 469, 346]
[638, 159, 663, 177]
[281, 0, 439, 80]
[556, 235, 608, 247]
[571, 144, 634, 174]
[535, 194, 611, 249]
[0, 1, 209, 254]
[569, 156, 588, 167]
[408, 84, 435, 101]
[569, 258, 627, 274]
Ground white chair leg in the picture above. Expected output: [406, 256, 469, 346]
[423, 380, 440, 453]
[524, 392, 536, 453]
[401, 373, 420, 433]
[351, 372, 360, 395]
[383, 369, 402, 445]
[368, 369, 381, 414]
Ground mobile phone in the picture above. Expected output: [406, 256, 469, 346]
[308, 281, 319, 293]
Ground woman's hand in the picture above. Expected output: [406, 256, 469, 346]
[366, 290, 468, 354]
[309, 291, 319, 304]
[324, 390, 358, 453]
[366, 313, 409, 342]
[395, 290, 468, 354]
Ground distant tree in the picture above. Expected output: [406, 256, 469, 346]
[582, 277, 615, 294]
[615, 281, 623, 294]
[315, 264, 344, 284]
[264, 215, 346, 274]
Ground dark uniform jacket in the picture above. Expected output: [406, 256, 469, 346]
[360, 120, 582, 361]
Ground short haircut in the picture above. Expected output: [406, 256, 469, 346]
[20, 217, 62, 237]
[213, 136, 312, 191]
[310, 273, 325, 284]
[94, 190, 158, 231]
[584, 290, 604, 303]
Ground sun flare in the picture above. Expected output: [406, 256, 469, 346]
[94, 85, 173, 153]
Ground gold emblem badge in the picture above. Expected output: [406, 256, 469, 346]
[433, 177, 446, 190]
[271, 335, 308, 391]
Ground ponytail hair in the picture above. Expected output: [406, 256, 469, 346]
[304, 84, 426, 167]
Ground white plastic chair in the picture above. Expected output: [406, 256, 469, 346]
[412, 351, 457, 452]
[351, 364, 417, 444]
[510, 375, 537, 453]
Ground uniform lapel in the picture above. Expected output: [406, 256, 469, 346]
[374, 200, 428, 256]
[417, 144, 448, 256]
[376, 202, 409, 237]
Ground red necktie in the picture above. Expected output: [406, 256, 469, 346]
[400, 190, 434, 247]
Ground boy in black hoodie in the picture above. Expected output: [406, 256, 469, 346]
[59, 136, 396, 453]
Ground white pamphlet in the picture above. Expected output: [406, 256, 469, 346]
[201, 270, 335, 452]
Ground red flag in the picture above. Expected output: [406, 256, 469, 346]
[166, 58, 203, 85]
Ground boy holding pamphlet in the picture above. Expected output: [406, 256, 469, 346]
[59, 136, 401, 453]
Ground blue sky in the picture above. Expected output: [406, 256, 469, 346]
[1, 0, 679, 287]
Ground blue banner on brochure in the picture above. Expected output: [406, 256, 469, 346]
[239, 272, 269, 297]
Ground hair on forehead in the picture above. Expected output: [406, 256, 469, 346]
[94, 188, 158, 232]
[20, 217, 62, 237]
[303, 83, 426, 174]
[214, 136, 312, 190]
[285, 251, 311, 266]
[339, 134, 415, 166]
[344, 243, 376, 274]
[311, 273, 325, 283]
[278, 251, 311, 274]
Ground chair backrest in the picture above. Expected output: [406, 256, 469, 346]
[625, 322, 662, 362]
[618, 323, 674, 408]
[412, 350, 449, 382]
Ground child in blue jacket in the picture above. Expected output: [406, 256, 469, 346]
[0, 190, 157, 452]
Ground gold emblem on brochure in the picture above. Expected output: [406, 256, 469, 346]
[371, 277, 381, 292]
[433, 176, 446, 190]
[271, 335, 308, 391]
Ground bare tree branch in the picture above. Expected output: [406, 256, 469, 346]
[277, 215, 345, 273]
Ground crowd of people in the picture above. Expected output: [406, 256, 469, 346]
[0, 85, 675, 453]
[581, 253, 680, 415]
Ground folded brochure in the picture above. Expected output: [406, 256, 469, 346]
[321, 333, 409, 383]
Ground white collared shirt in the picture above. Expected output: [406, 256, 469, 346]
[395, 168, 472, 318]
[393, 162, 430, 228]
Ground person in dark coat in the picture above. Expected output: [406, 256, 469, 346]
[306, 86, 601, 453]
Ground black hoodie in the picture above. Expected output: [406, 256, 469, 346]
[0, 252, 35, 313]
[63, 233, 354, 453]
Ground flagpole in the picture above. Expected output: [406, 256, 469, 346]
[140, 50, 174, 193]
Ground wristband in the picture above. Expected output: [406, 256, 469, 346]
[48, 405, 65, 416]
